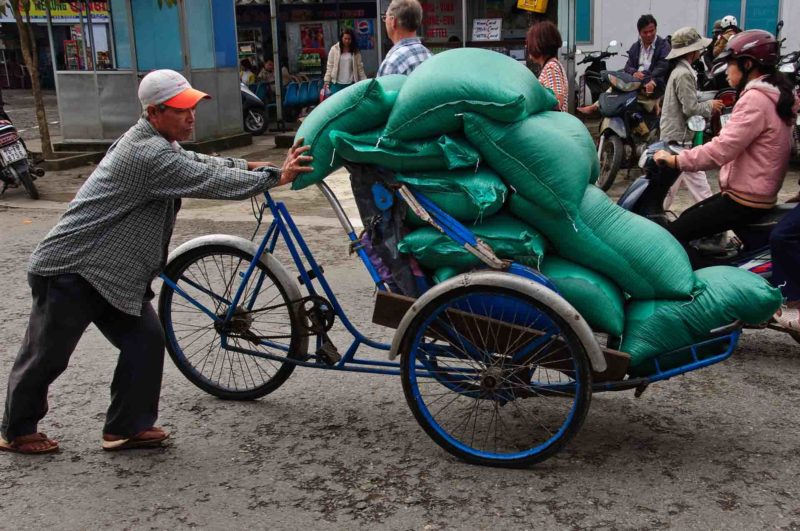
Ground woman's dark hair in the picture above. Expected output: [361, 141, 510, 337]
[338, 29, 360, 54]
[637, 14, 657, 32]
[240, 58, 253, 71]
[526, 21, 562, 60]
[757, 67, 797, 125]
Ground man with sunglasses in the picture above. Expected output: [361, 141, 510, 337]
[0, 69, 312, 454]
[377, 0, 431, 77]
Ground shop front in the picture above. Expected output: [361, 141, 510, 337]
[26, 0, 243, 145]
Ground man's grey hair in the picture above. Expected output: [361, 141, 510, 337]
[387, 0, 423, 32]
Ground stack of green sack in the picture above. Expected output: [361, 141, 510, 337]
[292, 48, 782, 376]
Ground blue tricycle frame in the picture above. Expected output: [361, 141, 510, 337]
[157, 181, 742, 468]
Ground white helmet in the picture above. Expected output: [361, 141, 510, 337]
[720, 15, 739, 30]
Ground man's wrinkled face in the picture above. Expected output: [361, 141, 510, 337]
[148, 104, 196, 142]
[639, 23, 657, 46]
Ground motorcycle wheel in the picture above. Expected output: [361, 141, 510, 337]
[243, 108, 267, 136]
[15, 168, 39, 200]
[597, 134, 623, 191]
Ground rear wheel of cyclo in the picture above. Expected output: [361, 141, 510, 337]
[158, 244, 304, 400]
[400, 282, 592, 468]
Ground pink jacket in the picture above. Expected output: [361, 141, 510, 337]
[677, 78, 794, 208]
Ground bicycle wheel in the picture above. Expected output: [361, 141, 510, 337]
[159, 244, 304, 400]
[400, 282, 592, 468]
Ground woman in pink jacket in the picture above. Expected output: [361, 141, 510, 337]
[655, 30, 799, 329]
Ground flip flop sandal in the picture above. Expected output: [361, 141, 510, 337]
[102, 429, 170, 451]
[0, 433, 59, 455]
[773, 307, 800, 332]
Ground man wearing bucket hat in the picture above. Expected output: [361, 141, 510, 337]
[660, 27, 725, 209]
[0, 69, 312, 454]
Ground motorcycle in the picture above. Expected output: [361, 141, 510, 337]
[0, 115, 42, 200]
[241, 82, 267, 136]
[618, 116, 793, 288]
[575, 40, 620, 104]
[596, 70, 661, 191]
[697, 86, 737, 139]
[778, 50, 800, 157]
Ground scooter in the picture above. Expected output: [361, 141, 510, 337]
[0, 114, 43, 200]
[575, 40, 620, 104]
[618, 116, 793, 285]
[778, 50, 800, 157]
[241, 82, 267, 136]
[696, 86, 737, 139]
[596, 70, 660, 191]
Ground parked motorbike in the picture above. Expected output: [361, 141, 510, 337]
[778, 50, 800, 157]
[618, 117, 792, 292]
[241, 82, 267, 136]
[596, 70, 661, 191]
[0, 115, 42, 200]
[575, 40, 620, 104]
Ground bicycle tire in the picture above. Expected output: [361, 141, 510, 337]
[159, 244, 303, 400]
[399, 282, 592, 468]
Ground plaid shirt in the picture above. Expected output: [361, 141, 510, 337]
[377, 37, 432, 77]
[29, 118, 280, 316]
[538, 58, 568, 112]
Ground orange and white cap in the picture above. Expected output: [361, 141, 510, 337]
[138, 69, 210, 109]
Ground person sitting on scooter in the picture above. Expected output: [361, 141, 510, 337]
[660, 27, 725, 210]
[654, 30, 797, 266]
[770, 189, 800, 331]
[713, 15, 741, 59]
[624, 14, 672, 96]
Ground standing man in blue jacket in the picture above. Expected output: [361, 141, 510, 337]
[624, 14, 672, 96]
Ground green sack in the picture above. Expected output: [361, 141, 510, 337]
[330, 129, 480, 173]
[509, 186, 695, 299]
[432, 266, 462, 284]
[540, 256, 625, 337]
[398, 214, 547, 270]
[463, 112, 599, 218]
[396, 168, 507, 225]
[622, 266, 783, 376]
[383, 48, 558, 140]
[292, 75, 406, 190]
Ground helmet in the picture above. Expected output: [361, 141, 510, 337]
[716, 29, 780, 67]
[720, 15, 739, 30]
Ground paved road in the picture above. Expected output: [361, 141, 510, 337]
[1, 139, 800, 529]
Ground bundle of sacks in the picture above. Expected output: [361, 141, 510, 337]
[293, 48, 782, 376]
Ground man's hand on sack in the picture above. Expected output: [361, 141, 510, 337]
[633, 71, 646, 80]
[278, 138, 313, 186]
[644, 80, 656, 95]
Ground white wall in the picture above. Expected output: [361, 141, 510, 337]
[782, 1, 800, 52]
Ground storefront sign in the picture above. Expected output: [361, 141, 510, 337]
[0, 0, 109, 23]
[472, 18, 502, 42]
[420, 1, 459, 42]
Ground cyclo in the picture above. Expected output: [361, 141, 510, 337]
[158, 177, 742, 468]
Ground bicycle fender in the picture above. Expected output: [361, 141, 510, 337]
[165, 234, 309, 357]
[388, 271, 606, 373]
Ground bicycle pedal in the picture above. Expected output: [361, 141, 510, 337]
[316, 340, 341, 366]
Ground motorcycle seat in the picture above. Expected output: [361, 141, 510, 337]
[742, 203, 795, 229]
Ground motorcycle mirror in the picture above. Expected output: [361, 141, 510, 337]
[688, 115, 706, 132]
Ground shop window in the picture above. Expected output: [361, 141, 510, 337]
[131, 0, 183, 71]
[706, 0, 779, 36]
[187, 0, 215, 69]
[576, 0, 591, 44]
[212, 0, 238, 68]
[109, 0, 130, 69]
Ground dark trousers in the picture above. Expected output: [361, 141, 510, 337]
[1, 273, 165, 441]
[771, 203, 800, 301]
[668, 193, 768, 268]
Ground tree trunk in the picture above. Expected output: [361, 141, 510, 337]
[11, 0, 54, 159]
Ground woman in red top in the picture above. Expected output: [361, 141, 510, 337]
[527, 21, 568, 112]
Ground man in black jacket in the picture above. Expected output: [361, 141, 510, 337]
[623, 14, 672, 95]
